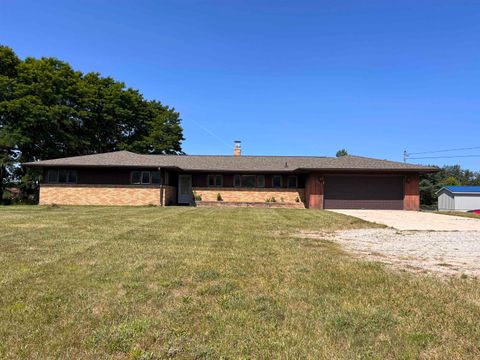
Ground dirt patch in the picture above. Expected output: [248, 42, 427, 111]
[300, 229, 480, 278]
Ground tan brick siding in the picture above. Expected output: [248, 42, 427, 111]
[39, 185, 161, 206]
[193, 187, 305, 205]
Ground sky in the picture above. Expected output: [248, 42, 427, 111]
[1, 0, 480, 169]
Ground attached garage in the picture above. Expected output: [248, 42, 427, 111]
[324, 175, 404, 210]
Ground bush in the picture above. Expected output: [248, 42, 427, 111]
[0, 198, 12, 205]
[216, 193, 223, 201]
[193, 191, 202, 201]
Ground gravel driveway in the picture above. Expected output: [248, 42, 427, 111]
[330, 209, 480, 231]
[306, 210, 480, 277]
[328, 228, 480, 277]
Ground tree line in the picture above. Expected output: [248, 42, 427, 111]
[420, 165, 480, 207]
[0, 45, 184, 202]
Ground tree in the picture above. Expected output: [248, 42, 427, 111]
[0, 45, 184, 201]
[336, 149, 348, 157]
[440, 176, 460, 186]
[0, 45, 20, 202]
[420, 165, 480, 207]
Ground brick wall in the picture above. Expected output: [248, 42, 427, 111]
[193, 187, 305, 205]
[39, 185, 161, 206]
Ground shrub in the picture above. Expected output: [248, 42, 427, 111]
[295, 196, 300, 202]
[193, 191, 202, 201]
[216, 193, 223, 201]
[265, 196, 276, 203]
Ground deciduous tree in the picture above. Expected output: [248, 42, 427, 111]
[0, 45, 184, 201]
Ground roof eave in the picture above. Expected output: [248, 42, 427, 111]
[296, 167, 438, 173]
[23, 163, 182, 171]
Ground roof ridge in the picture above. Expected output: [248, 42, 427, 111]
[143, 154, 331, 158]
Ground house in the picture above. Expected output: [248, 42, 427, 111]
[437, 186, 480, 212]
[24, 142, 437, 210]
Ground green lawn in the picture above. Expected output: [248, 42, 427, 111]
[1, 206, 479, 359]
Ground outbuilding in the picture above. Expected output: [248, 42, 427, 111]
[437, 186, 480, 211]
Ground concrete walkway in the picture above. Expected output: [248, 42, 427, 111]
[330, 209, 480, 231]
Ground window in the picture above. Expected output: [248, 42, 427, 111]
[234, 175, 264, 188]
[208, 174, 223, 187]
[131, 171, 141, 184]
[287, 175, 298, 188]
[141, 171, 151, 184]
[151, 171, 161, 184]
[46, 169, 77, 184]
[47, 170, 58, 183]
[234, 175, 241, 187]
[257, 175, 265, 188]
[242, 175, 256, 187]
[272, 175, 282, 188]
[58, 170, 68, 183]
[131, 171, 160, 185]
[67, 171, 77, 183]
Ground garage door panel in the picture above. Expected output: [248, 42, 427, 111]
[325, 175, 404, 210]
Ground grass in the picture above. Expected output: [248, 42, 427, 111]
[1, 206, 479, 359]
[436, 211, 480, 219]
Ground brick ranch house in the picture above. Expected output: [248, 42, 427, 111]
[24, 143, 437, 210]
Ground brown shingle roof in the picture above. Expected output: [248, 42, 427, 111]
[24, 150, 438, 172]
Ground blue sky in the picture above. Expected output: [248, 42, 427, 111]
[2, 0, 480, 169]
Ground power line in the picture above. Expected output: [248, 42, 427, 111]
[409, 154, 480, 160]
[408, 146, 480, 155]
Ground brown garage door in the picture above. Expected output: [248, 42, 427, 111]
[324, 175, 404, 210]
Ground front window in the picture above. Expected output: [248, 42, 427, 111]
[47, 170, 58, 183]
[58, 170, 68, 183]
[257, 175, 265, 188]
[241, 175, 256, 187]
[234, 175, 241, 187]
[131, 171, 161, 185]
[234, 175, 264, 188]
[131, 171, 141, 184]
[67, 171, 77, 183]
[287, 175, 298, 188]
[46, 169, 77, 184]
[208, 174, 223, 187]
[272, 175, 282, 188]
[141, 171, 151, 184]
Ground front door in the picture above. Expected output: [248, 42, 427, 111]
[178, 175, 193, 204]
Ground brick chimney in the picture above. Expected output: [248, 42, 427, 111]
[233, 140, 242, 156]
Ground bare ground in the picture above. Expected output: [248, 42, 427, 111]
[300, 228, 480, 278]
